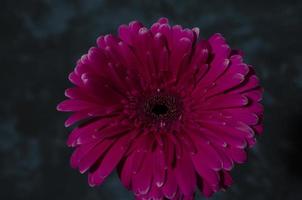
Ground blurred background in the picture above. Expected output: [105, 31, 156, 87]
[1, 0, 302, 199]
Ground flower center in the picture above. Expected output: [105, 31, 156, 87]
[151, 104, 169, 116]
[137, 90, 183, 128]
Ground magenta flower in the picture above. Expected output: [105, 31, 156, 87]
[57, 18, 263, 199]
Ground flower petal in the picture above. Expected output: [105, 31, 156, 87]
[132, 152, 153, 195]
[163, 169, 178, 199]
[56, 99, 98, 112]
[88, 133, 131, 186]
[174, 151, 196, 196]
[78, 139, 115, 174]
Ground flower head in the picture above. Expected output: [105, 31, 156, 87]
[57, 18, 263, 199]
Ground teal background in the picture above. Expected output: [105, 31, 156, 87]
[1, 0, 302, 199]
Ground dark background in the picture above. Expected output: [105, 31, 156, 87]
[1, 0, 302, 199]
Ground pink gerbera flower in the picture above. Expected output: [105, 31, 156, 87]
[57, 18, 263, 199]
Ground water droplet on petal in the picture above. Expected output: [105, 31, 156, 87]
[156, 181, 164, 187]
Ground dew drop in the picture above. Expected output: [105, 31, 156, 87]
[156, 181, 164, 187]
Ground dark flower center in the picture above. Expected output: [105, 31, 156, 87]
[138, 90, 183, 128]
[152, 104, 169, 116]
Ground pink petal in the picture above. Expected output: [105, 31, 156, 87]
[174, 151, 196, 196]
[158, 17, 169, 24]
[153, 147, 166, 188]
[253, 123, 264, 135]
[66, 118, 113, 147]
[92, 124, 131, 141]
[190, 133, 222, 170]
[213, 146, 234, 170]
[225, 147, 247, 164]
[78, 139, 115, 173]
[232, 74, 260, 94]
[64, 112, 89, 127]
[164, 136, 176, 168]
[195, 58, 230, 93]
[70, 140, 99, 169]
[208, 33, 230, 60]
[244, 89, 263, 102]
[88, 134, 131, 186]
[200, 120, 247, 148]
[191, 155, 220, 186]
[56, 99, 98, 112]
[202, 94, 248, 110]
[163, 169, 178, 199]
[221, 170, 233, 188]
[119, 153, 135, 189]
[197, 176, 215, 198]
[118, 25, 131, 44]
[222, 109, 259, 125]
[132, 152, 153, 195]
[68, 72, 83, 87]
